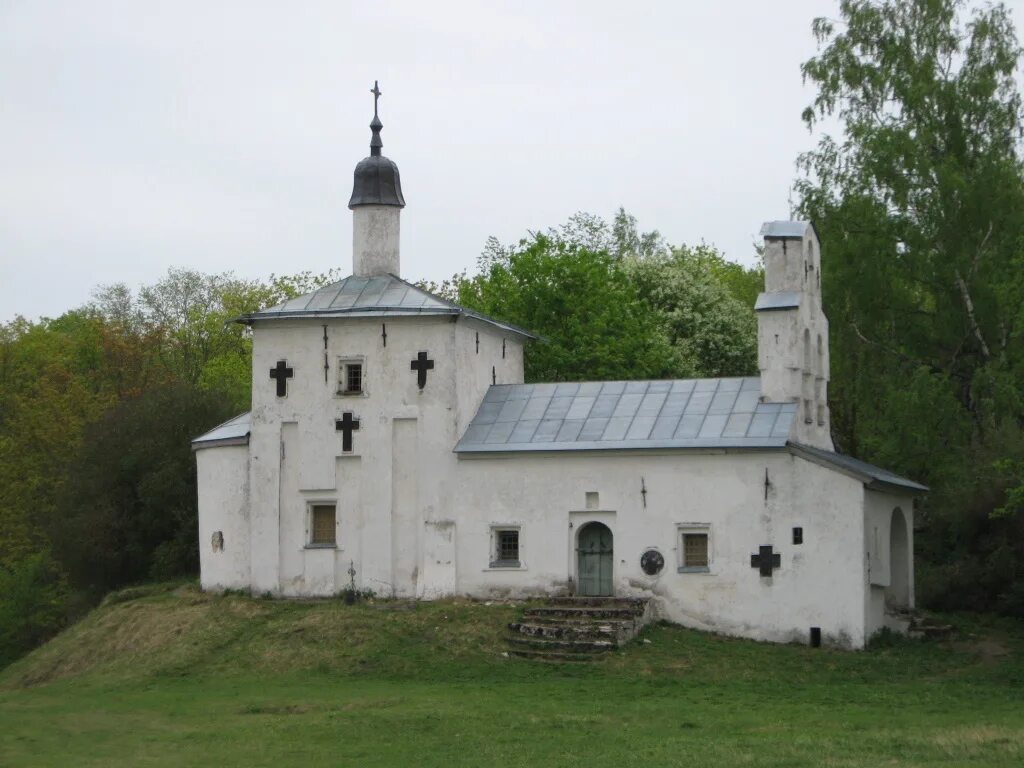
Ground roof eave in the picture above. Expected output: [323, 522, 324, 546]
[454, 438, 790, 455]
[787, 443, 928, 494]
[236, 307, 537, 339]
[191, 436, 250, 451]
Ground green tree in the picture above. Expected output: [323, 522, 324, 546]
[455, 211, 761, 383]
[797, 0, 1024, 613]
[626, 245, 759, 378]
[0, 552, 68, 668]
[456, 233, 677, 382]
[51, 382, 235, 599]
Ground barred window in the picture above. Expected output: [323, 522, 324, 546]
[338, 358, 364, 395]
[683, 534, 708, 567]
[678, 526, 711, 572]
[310, 504, 336, 546]
[491, 527, 520, 567]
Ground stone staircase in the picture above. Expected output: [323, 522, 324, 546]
[885, 609, 955, 639]
[506, 597, 651, 661]
[909, 614, 955, 639]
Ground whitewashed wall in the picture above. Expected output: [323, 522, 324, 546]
[196, 445, 251, 590]
[450, 450, 873, 647]
[863, 488, 916, 637]
[246, 313, 524, 598]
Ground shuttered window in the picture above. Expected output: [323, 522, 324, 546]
[682, 533, 708, 567]
[311, 504, 336, 546]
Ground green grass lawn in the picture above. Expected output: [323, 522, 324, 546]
[2, 586, 1023, 767]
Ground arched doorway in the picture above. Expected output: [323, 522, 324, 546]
[577, 522, 613, 596]
[886, 507, 910, 610]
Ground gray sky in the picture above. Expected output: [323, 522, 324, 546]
[3, 0, 1020, 321]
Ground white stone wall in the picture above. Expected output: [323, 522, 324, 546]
[453, 317, 526, 435]
[196, 445, 251, 591]
[449, 450, 872, 647]
[863, 488, 916, 638]
[352, 205, 401, 276]
[245, 313, 524, 599]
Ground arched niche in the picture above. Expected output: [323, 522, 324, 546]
[886, 507, 911, 610]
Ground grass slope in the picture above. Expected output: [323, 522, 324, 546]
[2, 584, 1023, 767]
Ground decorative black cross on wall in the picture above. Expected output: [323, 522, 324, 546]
[270, 360, 293, 397]
[410, 351, 434, 389]
[336, 412, 360, 452]
[750, 545, 781, 577]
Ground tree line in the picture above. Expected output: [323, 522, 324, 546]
[2, 0, 1023, 667]
[0, 213, 759, 667]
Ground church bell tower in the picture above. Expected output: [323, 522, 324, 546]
[756, 221, 832, 450]
[348, 80, 405, 277]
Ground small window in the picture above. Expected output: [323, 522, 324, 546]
[804, 398, 814, 424]
[678, 527, 710, 572]
[310, 504, 336, 547]
[491, 527, 520, 567]
[683, 534, 708, 567]
[793, 527, 804, 545]
[338, 358, 364, 395]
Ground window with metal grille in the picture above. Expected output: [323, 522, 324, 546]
[344, 363, 362, 394]
[491, 528, 520, 567]
[310, 504, 336, 546]
[683, 534, 708, 566]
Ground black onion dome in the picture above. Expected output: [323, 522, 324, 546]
[349, 85, 405, 208]
[349, 154, 405, 208]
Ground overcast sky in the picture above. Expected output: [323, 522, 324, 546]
[3, 0, 1022, 321]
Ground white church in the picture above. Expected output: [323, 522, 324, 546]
[193, 87, 926, 648]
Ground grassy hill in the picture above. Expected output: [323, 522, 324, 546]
[2, 585, 1023, 767]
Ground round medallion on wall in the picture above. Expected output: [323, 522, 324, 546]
[640, 549, 664, 576]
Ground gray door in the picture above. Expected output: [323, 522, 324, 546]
[577, 522, 613, 596]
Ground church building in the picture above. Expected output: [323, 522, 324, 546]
[193, 86, 926, 648]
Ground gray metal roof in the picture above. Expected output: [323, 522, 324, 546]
[755, 291, 802, 312]
[236, 274, 536, 338]
[790, 443, 928, 493]
[192, 412, 251, 450]
[760, 220, 813, 239]
[455, 377, 797, 453]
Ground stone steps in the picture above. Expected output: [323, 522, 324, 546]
[506, 597, 650, 661]
[909, 616, 955, 639]
[888, 609, 955, 639]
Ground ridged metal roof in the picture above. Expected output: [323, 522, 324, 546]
[236, 274, 536, 338]
[455, 377, 797, 453]
[790, 443, 928, 493]
[191, 411, 251, 450]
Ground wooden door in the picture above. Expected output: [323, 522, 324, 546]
[577, 523, 613, 596]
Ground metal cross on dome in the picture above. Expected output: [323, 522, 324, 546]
[371, 80, 381, 116]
